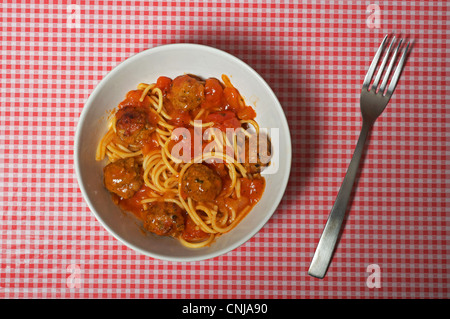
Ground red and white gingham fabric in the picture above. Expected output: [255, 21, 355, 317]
[0, 0, 448, 299]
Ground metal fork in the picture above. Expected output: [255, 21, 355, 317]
[308, 35, 411, 279]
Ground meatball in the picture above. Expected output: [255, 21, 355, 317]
[181, 163, 222, 202]
[167, 75, 205, 112]
[103, 157, 143, 199]
[143, 201, 185, 237]
[115, 106, 155, 149]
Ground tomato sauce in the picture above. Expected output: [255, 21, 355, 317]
[205, 111, 241, 131]
[168, 109, 191, 127]
[116, 185, 152, 218]
[182, 214, 210, 242]
[239, 177, 265, 205]
[141, 133, 160, 155]
[155, 76, 172, 96]
[118, 90, 151, 109]
[202, 78, 224, 110]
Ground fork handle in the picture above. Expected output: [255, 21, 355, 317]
[308, 121, 372, 278]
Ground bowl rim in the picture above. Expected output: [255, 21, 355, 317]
[74, 43, 292, 261]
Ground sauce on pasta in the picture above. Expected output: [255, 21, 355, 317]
[96, 74, 271, 248]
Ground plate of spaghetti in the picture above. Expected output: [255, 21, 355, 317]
[75, 44, 291, 261]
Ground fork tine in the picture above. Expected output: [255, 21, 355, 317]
[362, 34, 388, 90]
[371, 36, 395, 92]
[379, 39, 403, 94]
[386, 41, 411, 96]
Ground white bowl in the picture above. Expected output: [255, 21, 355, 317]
[75, 44, 292, 261]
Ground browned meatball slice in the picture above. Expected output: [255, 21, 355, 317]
[167, 75, 205, 112]
[243, 132, 272, 174]
[181, 163, 222, 202]
[103, 157, 142, 199]
[143, 201, 185, 237]
[115, 106, 155, 149]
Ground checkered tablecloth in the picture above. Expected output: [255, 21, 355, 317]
[1, 0, 448, 299]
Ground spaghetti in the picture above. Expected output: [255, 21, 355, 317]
[96, 74, 270, 248]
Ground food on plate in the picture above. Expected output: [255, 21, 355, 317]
[96, 74, 271, 248]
